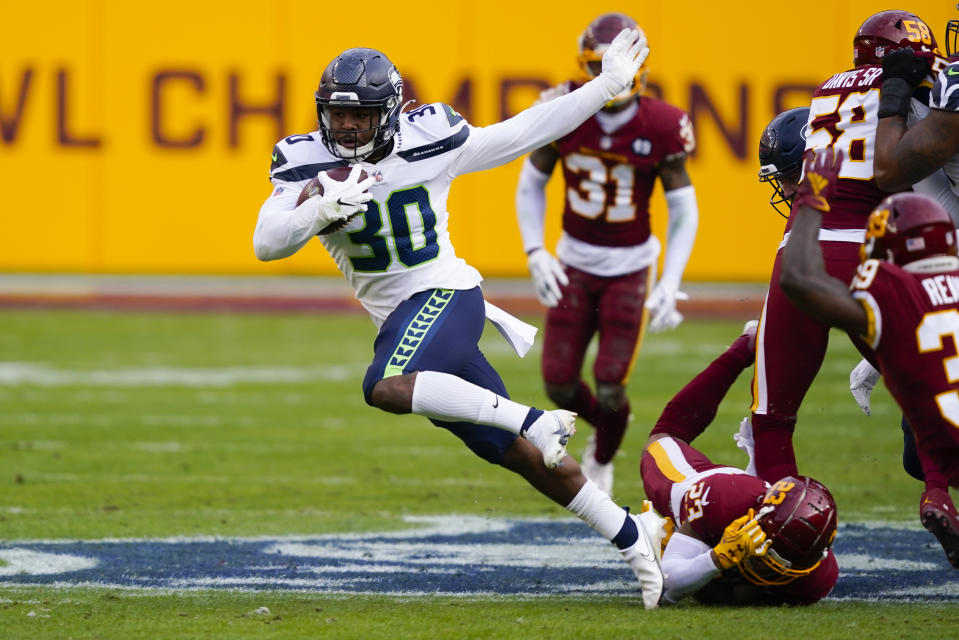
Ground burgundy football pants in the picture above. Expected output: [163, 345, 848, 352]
[751, 240, 863, 482]
[541, 265, 651, 463]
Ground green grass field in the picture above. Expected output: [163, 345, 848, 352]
[1, 308, 957, 639]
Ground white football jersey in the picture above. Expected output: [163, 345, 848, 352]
[909, 59, 959, 225]
[265, 104, 484, 323]
[928, 60, 959, 193]
[254, 76, 619, 324]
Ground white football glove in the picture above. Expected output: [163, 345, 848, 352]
[312, 164, 376, 229]
[600, 28, 650, 94]
[849, 358, 881, 417]
[527, 248, 569, 307]
[733, 417, 758, 477]
[645, 280, 688, 333]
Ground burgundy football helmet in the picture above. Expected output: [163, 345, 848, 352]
[739, 476, 838, 586]
[577, 12, 648, 106]
[861, 192, 958, 265]
[853, 10, 939, 67]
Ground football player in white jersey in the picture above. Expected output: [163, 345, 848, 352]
[253, 33, 668, 607]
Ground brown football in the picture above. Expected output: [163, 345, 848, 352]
[296, 166, 369, 205]
[297, 166, 369, 235]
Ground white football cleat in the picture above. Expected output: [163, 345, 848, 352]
[621, 509, 667, 609]
[581, 433, 614, 496]
[522, 409, 576, 468]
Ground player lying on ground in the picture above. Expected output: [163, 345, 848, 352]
[639, 322, 838, 605]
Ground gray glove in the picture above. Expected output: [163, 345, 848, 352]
[849, 358, 881, 416]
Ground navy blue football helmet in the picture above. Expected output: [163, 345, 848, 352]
[758, 107, 809, 218]
[315, 48, 404, 162]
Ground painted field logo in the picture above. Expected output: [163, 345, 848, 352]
[0, 517, 956, 601]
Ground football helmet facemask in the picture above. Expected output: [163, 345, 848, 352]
[315, 47, 404, 162]
[578, 12, 649, 107]
[860, 192, 958, 265]
[947, 17, 959, 59]
[853, 10, 940, 68]
[757, 107, 809, 219]
[738, 476, 837, 587]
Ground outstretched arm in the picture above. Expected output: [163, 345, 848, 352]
[779, 148, 869, 335]
[451, 29, 648, 176]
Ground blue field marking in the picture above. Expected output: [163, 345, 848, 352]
[1, 517, 957, 601]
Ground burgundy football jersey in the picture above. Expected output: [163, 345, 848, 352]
[852, 259, 959, 485]
[791, 64, 887, 233]
[641, 436, 836, 604]
[551, 92, 693, 247]
[679, 473, 767, 545]
[640, 436, 767, 544]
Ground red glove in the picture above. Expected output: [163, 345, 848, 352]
[793, 148, 845, 213]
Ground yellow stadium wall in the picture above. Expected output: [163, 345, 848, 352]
[1, 2, 952, 280]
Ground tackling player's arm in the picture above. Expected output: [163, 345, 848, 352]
[779, 148, 869, 335]
[876, 107, 959, 192]
[874, 50, 959, 191]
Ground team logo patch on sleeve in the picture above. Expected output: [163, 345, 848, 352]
[443, 104, 464, 126]
[270, 146, 288, 171]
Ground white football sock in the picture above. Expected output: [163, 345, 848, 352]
[566, 478, 629, 541]
[410, 370, 530, 434]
